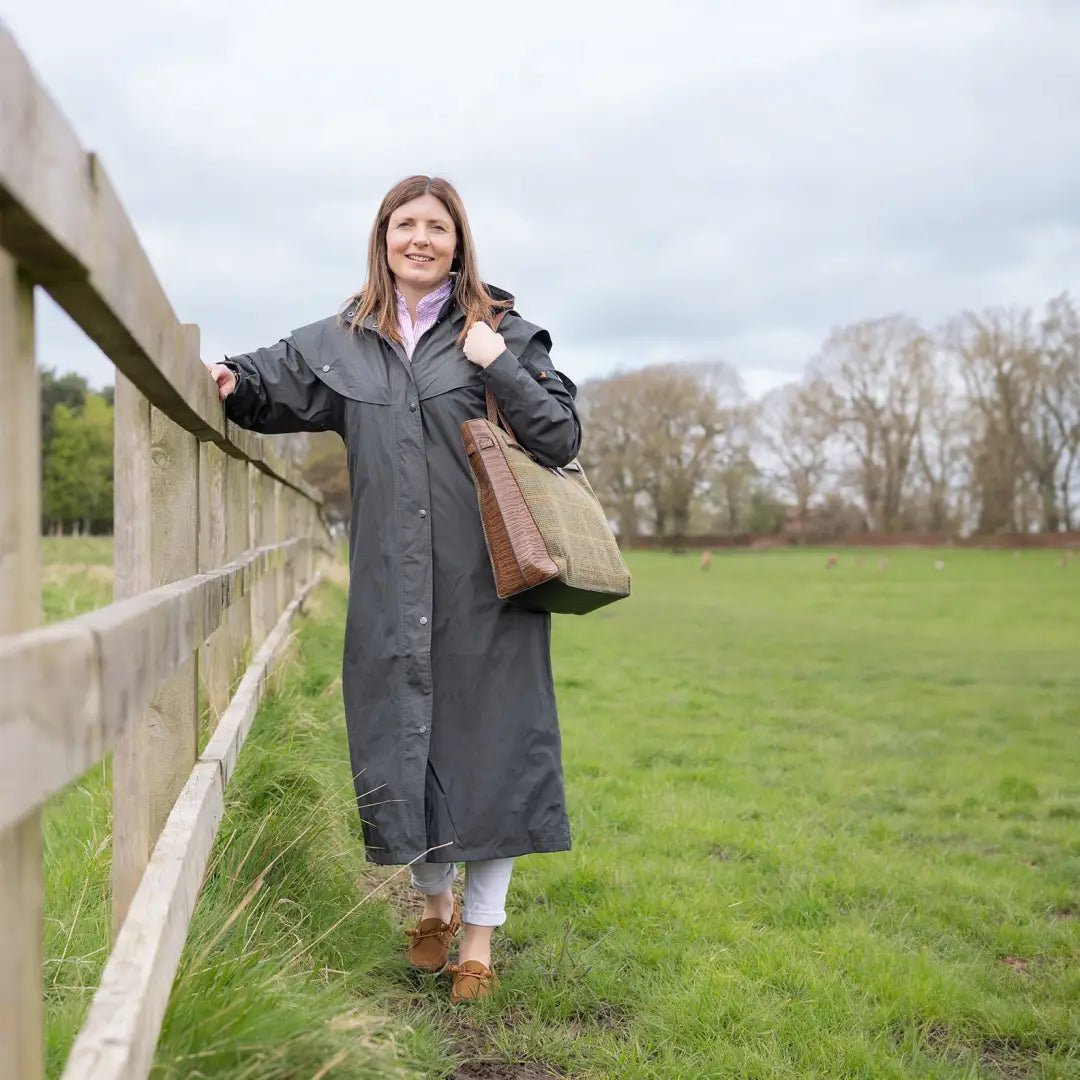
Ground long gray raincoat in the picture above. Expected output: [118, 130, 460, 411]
[224, 287, 580, 864]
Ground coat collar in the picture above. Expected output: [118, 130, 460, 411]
[341, 282, 516, 331]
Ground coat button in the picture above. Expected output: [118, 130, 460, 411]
[418, 725, 428, 734]
[419, 509, 427, 517]
[419, 616, 428, 626]
[322, 364, 330, 372]
[409, 400, 418, 411]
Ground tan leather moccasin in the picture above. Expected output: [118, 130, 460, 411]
[448, 959, 499, 1003]
[405, 908, 461, 972]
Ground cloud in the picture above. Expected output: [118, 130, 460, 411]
[8, 0, 1080, 396]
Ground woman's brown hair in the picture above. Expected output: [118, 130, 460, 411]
[342, 175, 511, 344]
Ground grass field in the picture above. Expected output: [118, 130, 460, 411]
[39, 535, 114, 623]
[40, 542, 1080, 1078]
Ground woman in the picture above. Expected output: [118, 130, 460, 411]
[209, 175, 580, 1003]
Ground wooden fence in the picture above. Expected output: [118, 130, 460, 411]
[0, 29, 334, 1080]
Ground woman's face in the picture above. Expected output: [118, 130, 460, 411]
[385, 194, 457, 292]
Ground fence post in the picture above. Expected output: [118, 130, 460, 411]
[249, 464, 268, 644]
[111, 372, 153, 934]
[199, 441, 230, 720]
[283, 488, 296, 603]
[112, 326, 201, 929]
[0, 250, 43, 1079]
[228, 455, 250, 683]
[145, 325, 202, 840]
[268, 474, 283, 617]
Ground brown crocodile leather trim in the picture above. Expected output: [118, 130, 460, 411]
[462, 418, 559, 598]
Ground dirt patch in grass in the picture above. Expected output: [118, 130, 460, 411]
[997, 952, 1064, 977]
[979, 1036, 1042, 1078]
[589, 1002, 630, 1032]
[440, 1002, 533, 1049]
[436, 1003, 577, 1077]
[708, 844, 756, 862]
[911, 1022, 1046, 1078]
[451, 1061, 564, 1080]
[998, 955, 1031, 973]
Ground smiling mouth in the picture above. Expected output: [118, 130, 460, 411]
[406, 253, 435, 263]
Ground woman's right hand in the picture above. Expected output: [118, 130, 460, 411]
[208, 363, 237, 400]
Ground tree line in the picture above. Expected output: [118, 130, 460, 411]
[39, 369, 115, 535]
[38, 290, 1080, 542]
[578, 292, 1080, 541]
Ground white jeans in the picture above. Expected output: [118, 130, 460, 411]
[409, 858, 515, 927]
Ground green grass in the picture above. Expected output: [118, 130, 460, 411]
[41, 543, 1080, 1078]
[530, 548, 1080, 1079]
[40, 535, 114, 623]
[41, 537, 115, 1073]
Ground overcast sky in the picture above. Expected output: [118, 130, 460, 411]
[7, 0, 1079, 396]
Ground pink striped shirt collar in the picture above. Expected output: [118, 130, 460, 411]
[395, 279, 454, 359]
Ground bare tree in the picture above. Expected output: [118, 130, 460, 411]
[1039, 293, 1080, 529]
[946, 308, 1036, 533]
[577, 376, 648, 539]
[810, 315, 931, 532]
[578, 362, 742, 539]
[576, 290, 1079, 543]
[912, 343, 965, 532]
[757, 379, 834, 537]
[634, 366, 728, 537]
[685, 363, 754, 534]
[697, 414, 758, 536]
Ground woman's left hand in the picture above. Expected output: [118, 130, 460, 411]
[463, 322, 506, 369]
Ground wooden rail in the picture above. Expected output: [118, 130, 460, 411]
[0, 27, 335, 1080]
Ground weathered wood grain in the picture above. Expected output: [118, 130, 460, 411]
[0, 816, 43, 1080]
[111, 370, 154, 933]
[199, 442, 231, 719]
[0, 32, 91, 281]
[248, 464, 269, 647]
[0, 539, 307, 832]
[226, 455, 251, 687]
[0, 255, 41, 623]
[0, 245, 43, 1080]
[145, 397, 200, 850]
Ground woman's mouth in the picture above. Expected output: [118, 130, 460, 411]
[406, 253, 435, 263]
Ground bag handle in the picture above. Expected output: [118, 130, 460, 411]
[484, 308, 518, 443]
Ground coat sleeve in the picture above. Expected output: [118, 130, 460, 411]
[222, 338, 344, 435]
[477, 334, 581, 469]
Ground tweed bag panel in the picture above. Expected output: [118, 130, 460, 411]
[498, 438, 630, 596]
